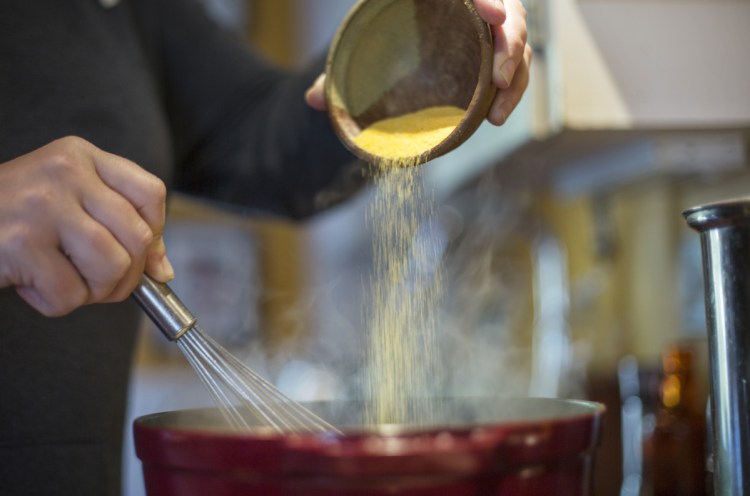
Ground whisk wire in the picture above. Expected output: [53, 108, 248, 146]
[181, 327, 288, 431]
[180, 326, 340, 434]
[198, 329, 337, 433]
[178, 336, 253, 431]
[133, 276, 340, 435]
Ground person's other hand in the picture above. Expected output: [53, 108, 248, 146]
[305, 0, 532, 126]
[305, 73, 327, 112]
[473, 0, 531, 125]
[0, 136, 173, 317]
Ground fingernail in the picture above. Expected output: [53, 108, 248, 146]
[490, 99, 512, 125]
[499, 59, 515, 87]
[492, 105, 507, 125]
[160, 254, 175, 281]
[500, 101, 513, 122]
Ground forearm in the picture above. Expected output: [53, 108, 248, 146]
[133, 0, 360, 219]
[174, 58, 360, 219]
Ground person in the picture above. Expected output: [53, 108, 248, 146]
[0, 0, 531, 494]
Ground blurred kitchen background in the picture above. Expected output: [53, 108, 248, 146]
[124, 1, 750, 495]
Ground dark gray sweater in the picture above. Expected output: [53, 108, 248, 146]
[0, 1, 356, 494]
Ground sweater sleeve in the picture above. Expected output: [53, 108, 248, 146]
[131, 0, 364, 219]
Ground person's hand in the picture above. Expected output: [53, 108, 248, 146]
[305, 73, 327, 112]
[473, 0, 531, 125]
[305, 0, 532, 126]
[0, 136, 173, 317]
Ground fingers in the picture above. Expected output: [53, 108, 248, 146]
[0, 136, 173, 316]
[473, 0, 506, 26]
[475, 0, 531, 125]
[77, 190, 154, 302]
[88, 146, 173, 285]
[490, 0, 528, 90]
[305, 73, 327, 111]
[58, 209, 133, 302]
[91, 147, 166, 233]
[15, 249, 88, 317]
[488, 44, 532, 125]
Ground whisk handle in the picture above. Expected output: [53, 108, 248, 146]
[132, 274, 196, 341]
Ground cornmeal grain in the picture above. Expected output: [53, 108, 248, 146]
[353, 106, 465, 165]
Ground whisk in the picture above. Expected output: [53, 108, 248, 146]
[132, 274, 340, 434]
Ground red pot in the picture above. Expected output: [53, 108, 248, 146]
[133, 397, 605, 496]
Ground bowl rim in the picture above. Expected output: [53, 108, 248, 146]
[133, 398, 606, 477]
[133, 397, 606, 439]
[324, 0, 497, 167]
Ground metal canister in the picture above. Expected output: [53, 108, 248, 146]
[684, 198, 750, 496]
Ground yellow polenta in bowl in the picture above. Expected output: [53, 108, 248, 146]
[325, 0, 496, 166]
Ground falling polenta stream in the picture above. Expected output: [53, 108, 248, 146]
[353, 106, 465, 426]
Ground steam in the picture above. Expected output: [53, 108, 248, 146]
[147, 167, 586, 426]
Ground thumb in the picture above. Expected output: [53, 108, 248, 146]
[144, 235, 175, 283]
[305, 74, 327, 111]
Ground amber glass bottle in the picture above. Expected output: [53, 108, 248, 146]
[649, 343, 708, 496]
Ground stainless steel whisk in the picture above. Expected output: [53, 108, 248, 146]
[132, 274, 340, 434]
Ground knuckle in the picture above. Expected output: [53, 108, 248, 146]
[55, 135, 90, 150]
[148, 178, 168, 213]
[45, 302, 74, 318]
[144, 179, 167, 233]
[43, 136, 95, 179]
[20, 185, 56, 212]
[48, 285, 87, 317]
[87, 285, 115, 304]
[3, 226, 35, 257]
[136, 175, 167, 230]
[134, 223, 154, 254]
[81, 223, 111, 252]
[45, 152, 80, 179]
[110, 251, 133, 281]
[39, 304, 66, 318]
[86, 265, 130, 303]
[507, 33, 527, 58]
[101, 244, 133, 283]
[152, 177, 167, 201]
[79, 227, 133, 279]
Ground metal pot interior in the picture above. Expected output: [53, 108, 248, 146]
[136, 396, 602, 434]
